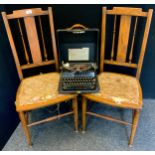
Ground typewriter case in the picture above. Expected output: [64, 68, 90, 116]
[57, 24, 99, 93]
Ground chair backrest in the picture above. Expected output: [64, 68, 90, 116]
[100, 7, 153, 79]
[2, 7, 59, 80]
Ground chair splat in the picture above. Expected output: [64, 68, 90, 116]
[117, 15, 132, 63]
[24, 16, 42, 64]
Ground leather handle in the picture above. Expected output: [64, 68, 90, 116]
[67, 24, 88, 30]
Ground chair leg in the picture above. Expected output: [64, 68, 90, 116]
[129, 109, 140, 147]
[25, 111, 29, 124]
[19, 111, 32, 146]
[73, 97, 78, 132]
[82, 97, 87, 133]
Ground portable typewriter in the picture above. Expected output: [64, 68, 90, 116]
[57, 24, 99, 93]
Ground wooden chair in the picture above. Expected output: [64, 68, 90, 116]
[82, 7, 153, 146]
[2, 7, 78, 146]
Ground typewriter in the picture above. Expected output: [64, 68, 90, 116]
[59, 62, 99, 93]
[57, 24, 99, 93]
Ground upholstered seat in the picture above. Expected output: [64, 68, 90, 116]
[83, 72, 142, 109]
[16, 72, 75, 111]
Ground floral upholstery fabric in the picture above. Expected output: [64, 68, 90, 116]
[16, 72, 73, 107]
[92, 72, 140, 105]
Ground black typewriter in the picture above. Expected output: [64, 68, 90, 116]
[59, 63, 99, 93]
[57, 24, 99, 93]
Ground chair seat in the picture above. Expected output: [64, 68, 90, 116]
[16, 72, 75, 111]
[83, 72, 142, 109]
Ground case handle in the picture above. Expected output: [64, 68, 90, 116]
[67, 24, 88, 30]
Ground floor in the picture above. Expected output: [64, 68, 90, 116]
[3, 99, 155, 151]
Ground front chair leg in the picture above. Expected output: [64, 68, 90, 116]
[19, 111, 32, 146]
[73, 97, 78, 132]
[82, 97, 87, 133]
[129, 109, 140, 147]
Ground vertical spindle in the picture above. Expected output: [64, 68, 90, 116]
[129, 17, 138, 63]
[18, 19, 30, 64]
[38, 16, 48, 61]
[111, 15, 117, 61]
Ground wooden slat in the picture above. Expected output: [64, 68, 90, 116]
[7, 8, 48, 19]
[24, 16, 42, 64]
[136, 9, 153, 79]
[21, 60, 55, 70]
[87, 111, 132, 126]
[1, 12, 23, 80]
[48, 7, 59, 71]
[27, 111, 73, 127]
[117, 15, 131, 62]
[100, 7, 107, 72]
[104, 60, 137, 68]
[107, 7, 148, 17]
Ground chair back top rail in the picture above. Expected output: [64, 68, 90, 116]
[7, 8, 48, 19]
[107, 7, 148, 17]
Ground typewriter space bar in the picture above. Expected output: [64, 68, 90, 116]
[62, 84, 96, 90]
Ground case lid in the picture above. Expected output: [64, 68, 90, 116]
[57, 24, 99, 66]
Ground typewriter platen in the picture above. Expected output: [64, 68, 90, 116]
[59, 63, 99, 93]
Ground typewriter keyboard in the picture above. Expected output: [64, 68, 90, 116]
[61, 71, 97, 91]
